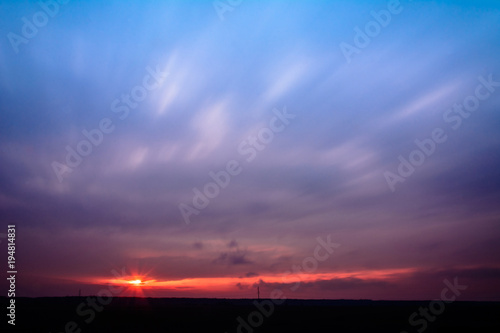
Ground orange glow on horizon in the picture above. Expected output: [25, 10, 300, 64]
[82, 267, 418, 294]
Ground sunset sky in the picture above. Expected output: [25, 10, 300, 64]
[1, 0, 500, 301]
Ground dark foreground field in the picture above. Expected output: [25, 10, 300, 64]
[3, 297, 500, 332]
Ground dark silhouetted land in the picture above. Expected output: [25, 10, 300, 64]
[2, 297, 500, 332]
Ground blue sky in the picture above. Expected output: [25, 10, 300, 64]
[1, 0, 500, 299]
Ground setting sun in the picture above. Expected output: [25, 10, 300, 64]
[129, 279, 143, 286]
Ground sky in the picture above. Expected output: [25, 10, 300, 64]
[0, 0, 500, 301]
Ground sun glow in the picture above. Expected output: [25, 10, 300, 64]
[98, 267, 418, 291]
[83, 266, 422, 298]
[129, 279, 143, 286]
